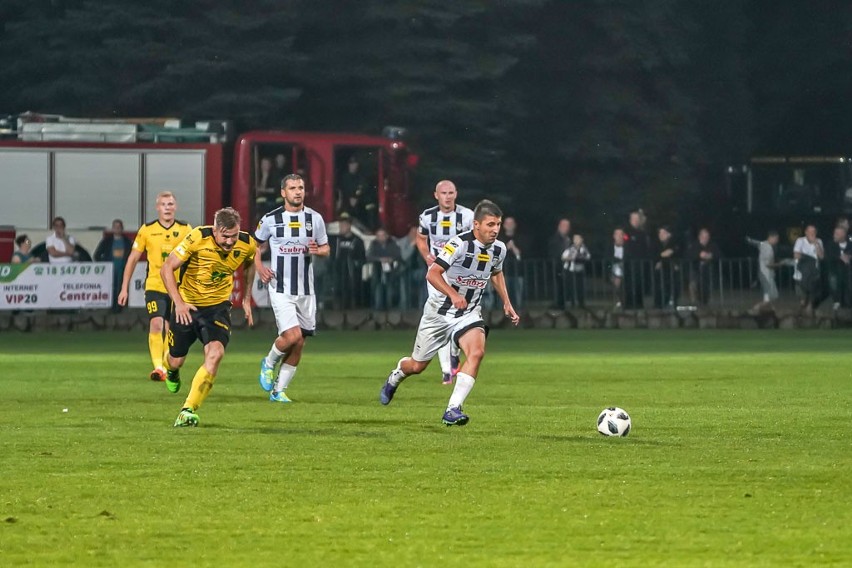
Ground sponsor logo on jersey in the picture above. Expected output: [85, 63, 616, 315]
[288, 221, 303, 229]
[443, 243, 456, 255]
[455, 275, 488, 288]
[440, 220, 452, 228]
[476, 253, 490, 262]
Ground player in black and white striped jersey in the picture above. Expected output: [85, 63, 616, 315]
[380, 199, 520, 426]
[416, 180, 475, 385]
[254, 174, 330, 402]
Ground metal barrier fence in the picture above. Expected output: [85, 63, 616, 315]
[313, 258, 852, 312]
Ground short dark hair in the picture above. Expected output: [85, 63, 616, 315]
[52, 216, 66, 227]
[474, 199, 502, 221]
[15, 234, 28, 247]
[767, 230, 779, 238]
[281, 173, 303, 187]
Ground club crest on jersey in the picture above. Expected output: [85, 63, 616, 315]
[305, 221, 313, 232]
[173, 231, 179, 237]
[234, 251, 241, 258]
[457, 222, 463, 232]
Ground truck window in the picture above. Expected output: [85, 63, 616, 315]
[335, 147, 380, 231]
[253, 144, 295, 220]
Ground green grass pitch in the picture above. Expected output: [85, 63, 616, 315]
[1, 328, 850, 566]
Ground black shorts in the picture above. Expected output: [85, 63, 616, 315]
[144, 291, 172, 320]
[167, 301, 232, 358]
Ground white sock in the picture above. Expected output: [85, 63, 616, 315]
[265, 344, 286, 368]
[450, 342, 460, 358]
[387, 358, 409, 387]
[447, 372, 475, 410]
[437, 343, 452, 374]
[273, 363, 297, 392]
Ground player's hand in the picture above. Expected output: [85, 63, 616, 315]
[257, 264, 275, 284]
[117, 289, 128, 306]
[451, 293, 468, 310]
[308, 240, 319, 255]
[504, 305, 520, 326]
[426, 254, 436, 266]
[174, 300, 197, 326]
[242, 295, 254, 327]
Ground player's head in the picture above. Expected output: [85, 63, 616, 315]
[52, 216, 66, 236]
[156, 192, 177, 223]
[767, 230, 779, 245]
[213, 207, 242, 252]
[281, 174, 305, 209]
[111, 219, 124, 235]
[472, 199, 503, 245]
[434, 180, 457, 211]
[804, 224, 817, 241]
[15, 234, 30, 251]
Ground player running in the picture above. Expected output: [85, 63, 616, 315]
[117, 191, 192, 381]
[254, 174, 330, 403]
[159, 207, 256, 427]
[380, 199, 520, 426]
[417, 180, 474, 384]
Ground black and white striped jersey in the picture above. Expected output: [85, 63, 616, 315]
[254, 206, 328, 296]
[418, 204, 475, 257]
[431, 231, 505, 318]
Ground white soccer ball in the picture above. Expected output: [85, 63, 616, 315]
[597, 407, 631, 437]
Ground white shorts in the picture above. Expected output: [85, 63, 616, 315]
[269, 291, 316, 335]
[411, 305, 486, 363]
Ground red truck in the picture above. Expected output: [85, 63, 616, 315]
[0, 112, 419, 260]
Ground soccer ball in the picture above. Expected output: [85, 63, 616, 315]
[597, 407, 631, 437]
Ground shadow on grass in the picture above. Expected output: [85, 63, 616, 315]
[536, 434, 676, 446]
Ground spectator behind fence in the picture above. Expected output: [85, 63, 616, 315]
[793, 224, 824, 315]
[499, 216, 527, 311]
[46, 216, 77, 263]
[338, 155, 367, 223]
[624, 210, 650, 309]
[331, 214, 365, 309]
[271, 153, 288, 189]
[396, 225, 425, 310]
[367, 227, 402, 310]
[12, 234, 37, 265]
[824, 225, 850, 310]
[547, 218, 571, 309]
[562, 233, 590, 308]
[687, 228, 721, 306]
[653, 226, 680, 309]
[746, 230, 780, 313]
[256, 157, 280, 215]
[94, 219, 133, 313]
[609, 227, 625, 308]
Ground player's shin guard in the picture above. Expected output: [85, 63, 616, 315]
[183, 367, 216, 411]
[437, 343, 452, 374]
[447, 372, 475, 410]
[148, 332, 165, 371]
[273, 363, 297, 393]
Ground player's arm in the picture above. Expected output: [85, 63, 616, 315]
[117, 249, 143, 306]
[490, 270, 520, 326]
[416, 232, 434, 265]
[254, 240, 275, 284]
[161, 252, 194, 325]
[426, 262, 466, 310]
[308, 240, 330, 257]
[242, 259, 255, 327]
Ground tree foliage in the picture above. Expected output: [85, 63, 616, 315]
[1, 0, 849, 247]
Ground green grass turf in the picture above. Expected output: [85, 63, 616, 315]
[1, 328, 851, 567]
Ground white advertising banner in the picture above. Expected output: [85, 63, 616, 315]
[128, 261, 148, 308]
[0, 262, 113, 310]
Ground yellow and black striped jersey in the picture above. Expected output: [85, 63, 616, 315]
[132, 220, 193, 293]
[172, 226, 256, 307]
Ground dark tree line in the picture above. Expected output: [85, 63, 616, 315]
[2, 0, 851, 244]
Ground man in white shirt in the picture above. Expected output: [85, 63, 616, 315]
[255, 174, 330, 402]
[793, 224, 824, 314]
[45, 216, 76, 264]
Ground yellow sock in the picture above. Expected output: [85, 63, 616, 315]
[148, 332, 165, 370]
[183, 367, 216, 411]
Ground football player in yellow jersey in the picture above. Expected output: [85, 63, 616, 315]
[118, 191, 192, 382]
[160, 207, 257, 427]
